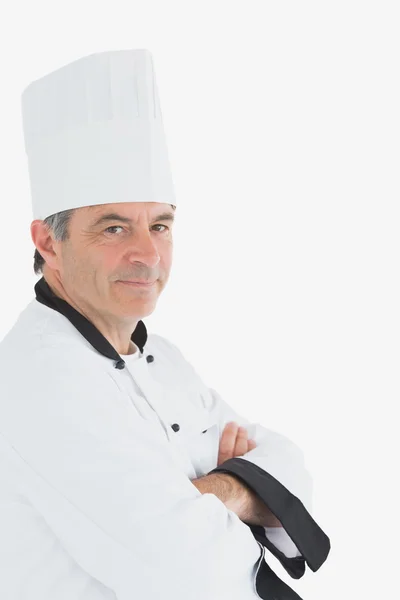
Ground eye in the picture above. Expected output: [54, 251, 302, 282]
[104, 224, 170, 236]
[152, 224, 169, 233]
[104, 226, 124, 235]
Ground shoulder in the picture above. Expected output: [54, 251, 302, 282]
[0, 338, 126, 449]
[1, 336, 119, 411]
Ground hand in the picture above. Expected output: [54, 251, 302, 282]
[217, 421, 257, 467]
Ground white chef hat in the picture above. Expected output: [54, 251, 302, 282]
[21, 49, 177, 221]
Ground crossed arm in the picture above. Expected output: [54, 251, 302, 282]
[192, 471, 282, 527]
[191, 420, 282, 527]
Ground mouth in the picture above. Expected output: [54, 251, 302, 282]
[117, 280, 156, 287]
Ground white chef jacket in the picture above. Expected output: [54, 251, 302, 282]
[0, 277, 330, 600]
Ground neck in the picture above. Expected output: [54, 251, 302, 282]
[42, 269, 138, 355]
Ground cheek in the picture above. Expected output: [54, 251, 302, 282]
[91, 247, 120, 272]
[161, 239, 173, 262]
[60, 244, 83, 279]
[160, 248, 173, 276]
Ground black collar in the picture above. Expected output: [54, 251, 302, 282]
[34, 276, 147, 369]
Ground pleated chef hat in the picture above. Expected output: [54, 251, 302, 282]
[20, 49, 177, 221]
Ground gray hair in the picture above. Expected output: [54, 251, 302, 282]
[33, 208, 76, 275]
[33, 204, 176, 275]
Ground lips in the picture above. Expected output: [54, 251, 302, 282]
[117, 280, 156, 287]
[121, 280, 155, 284]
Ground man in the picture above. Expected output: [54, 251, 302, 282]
[0, 49, 330, 599]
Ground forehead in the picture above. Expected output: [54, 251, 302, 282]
[86, 202, 173, 217]
[77, 202, 174, 225]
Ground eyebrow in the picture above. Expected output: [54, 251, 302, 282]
[90, 211, 175, 228]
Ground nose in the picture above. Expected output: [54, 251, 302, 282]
[126, 228, 160, 269]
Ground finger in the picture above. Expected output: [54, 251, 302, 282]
[233, 426, 249, 457]
[218, 422, 240, 464]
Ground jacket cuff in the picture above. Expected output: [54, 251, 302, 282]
[255, 549, 306, 600]
[208, 457, 330, 578]
[249, 523, 306, 579]
[264, 526, 302, 558]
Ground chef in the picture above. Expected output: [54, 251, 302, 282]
[0, 49, 330, 600]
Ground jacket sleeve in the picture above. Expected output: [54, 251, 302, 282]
[205, 387, 331, 580]
[0, 345, 266, 600]
[158, 336, 331, 582]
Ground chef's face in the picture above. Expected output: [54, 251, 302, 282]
[58, 202, 174, 320]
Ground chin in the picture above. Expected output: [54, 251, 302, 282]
[120, 297, 157, 314]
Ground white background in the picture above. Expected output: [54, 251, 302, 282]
[0, 1, 399, 598]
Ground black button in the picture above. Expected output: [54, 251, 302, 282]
[146, 355, 154, 363]
[171, 423, 180, 432]
[202, 429, 207, 434]
[115, 359, 125, 369]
